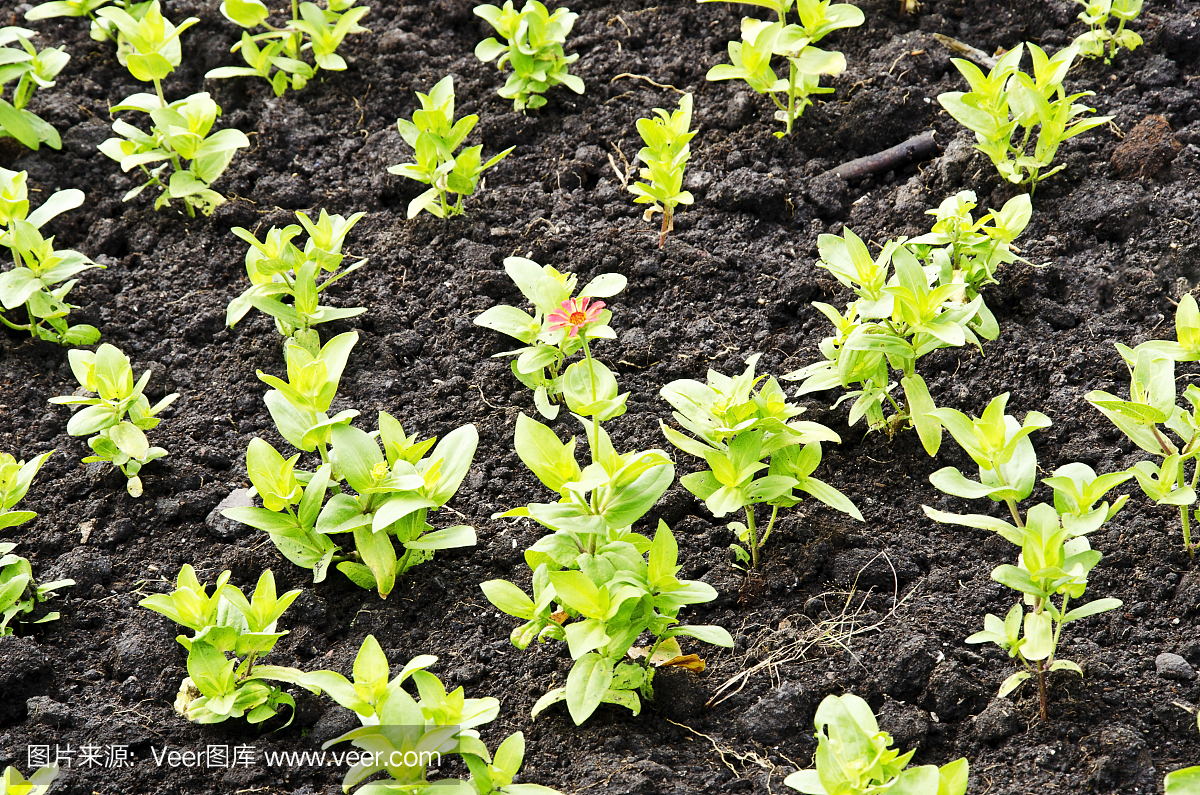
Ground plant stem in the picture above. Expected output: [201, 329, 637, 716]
[785, 59, 798, 136]
[760, 504, 779, 548]
[580, 332, 601, 460]
[746, 506, 759, 569]
[1036, 658, 1048, 720]
[1182, 505, 1195, 559]
[1005, 497, 1025, 528]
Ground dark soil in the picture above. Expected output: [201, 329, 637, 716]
[2, 0, 1200, 792]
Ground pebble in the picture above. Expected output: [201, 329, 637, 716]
[973, 697, 1022, 742]
[205, 489, 255, 540]
[1155, 652, 1195, 681]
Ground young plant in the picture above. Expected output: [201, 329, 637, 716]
[48, 344, 179, 497]
[473, 0, 584, 112]
[0, 454, 72, 634]
[0, 27, 69, 151]
[313, 419, 478, 599]
[923, 393, 1125, 719]
[662, 354, 860, 569]
[629, 93, 695, 248]
[1, 449, 52, 531]
[1087, 295, 1200, 557]
[1071, 0, 1142, 62]
[228, 334, 479, 598]
[1, 764, 59, 795]
[141, 566, 308, 725]
[704, 0, 863, 137]
[302, 637, 561, 794]
[474, 256, 626, 419]
[484, 519, 732, 725]
[387, 76, 513, 219]
[1, 543, 74, 636]
[784, 191, 1031, 455]
[938, 42, 1111, 192]
[225, 210, 368, 352]
[25, 0, 123, 42]
[96, 3, 248, 216]
[784, 693, 968, 795]
[0, 169, 102, 346]
[255, 331, 361, 463]
[206, 0, 369, 96]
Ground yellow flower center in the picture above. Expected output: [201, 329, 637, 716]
[569, 310, 587, 325]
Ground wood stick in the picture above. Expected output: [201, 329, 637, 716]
[823, 130, 939, 182]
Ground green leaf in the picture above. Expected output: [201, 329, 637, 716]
[481, 579, 536, 619]
[565, 653, 613, 725]
[902, 374, 942, 456]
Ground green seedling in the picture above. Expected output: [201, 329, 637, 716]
[141, 566, 309, 725]
[630, 93, 695, 248]
[484, 520, 732, 725]
[25, 0, 124, 41]
[1072, 0, 1142, 62]
[1, 543, 74, 636]
[784, 693, 968, 795]
[1087, 296, 1200, 556]
[662, 354, 859, 569]
[1, 764, 59, 795]
[0, 449, 53, 531]
[704, 0, 863, 137]
[925, 393, 1125, 719]
[226, 209, 368, 350]
[474, 256, 625, 419]
[229, 332, 478, 598]
[95, 3, 247, 216]
[313, 419, 478, 599]
[939, 42, 1111, 191]
[388, 76, 514, 219]
[785, 191, 1031, 455]
[207, 0, 369, 96]
[475, 259, 622, 417]
[303, 637, 561, 794]
[0, 169, 101, 346]
[474, 0, 584, 112]
[0, 27, 69, 150]
[255, 331, 361, 461]
[49, 344, 179, 497]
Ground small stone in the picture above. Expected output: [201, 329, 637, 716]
[877, 697, 930, 750]
[206, 489, 254, 540]
[736, 681, 812, 743]
[973, 697, 1022, 743]
[1155, 652, 1195, 681]
[26, 696, 72, 728]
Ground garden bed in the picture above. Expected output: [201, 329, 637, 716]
[2, 0, 1200, 792]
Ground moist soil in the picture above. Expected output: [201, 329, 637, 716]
[2, 0, 1200, 792]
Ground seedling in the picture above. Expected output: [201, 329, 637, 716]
[704, 0, 863, 137]
[785, 191, 1031, 455]
[230, 333, 479, 598]
[662, 354, 859, 569]
[0, 28, 69, 151]
[1, 543, 74, 636]
[141, 566, 309, 725]
[226, 210, 368, 350]
[474, 256, 626, 419]
[49, 344, 179, 497]
[939, 42, 1111, 191]
[1072, 0, 1142, 62]
[784, 694, 968, 795]
[96, 3, 248, 216]
[630, 93, 695, 248]
[0, 449, 52, 531]
[924, 393, 1125, 719]
[314, 419, 478, 599]
[1087, 295, 1200, 557]
[474, 0, 584, 112]
[388, 76, 514, 219]
[303, 637, 561, 794]
[206, 0, 369, 96]
[26, 0, 123, 42]
[484, 520, 732, 725]
[1, 764, 59, 795]
[255, 331, 361, 462]
[0, 169, 102, 346]
[0, 454, 71, 635]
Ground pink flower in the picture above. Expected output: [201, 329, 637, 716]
[547, 297, 605, 338]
